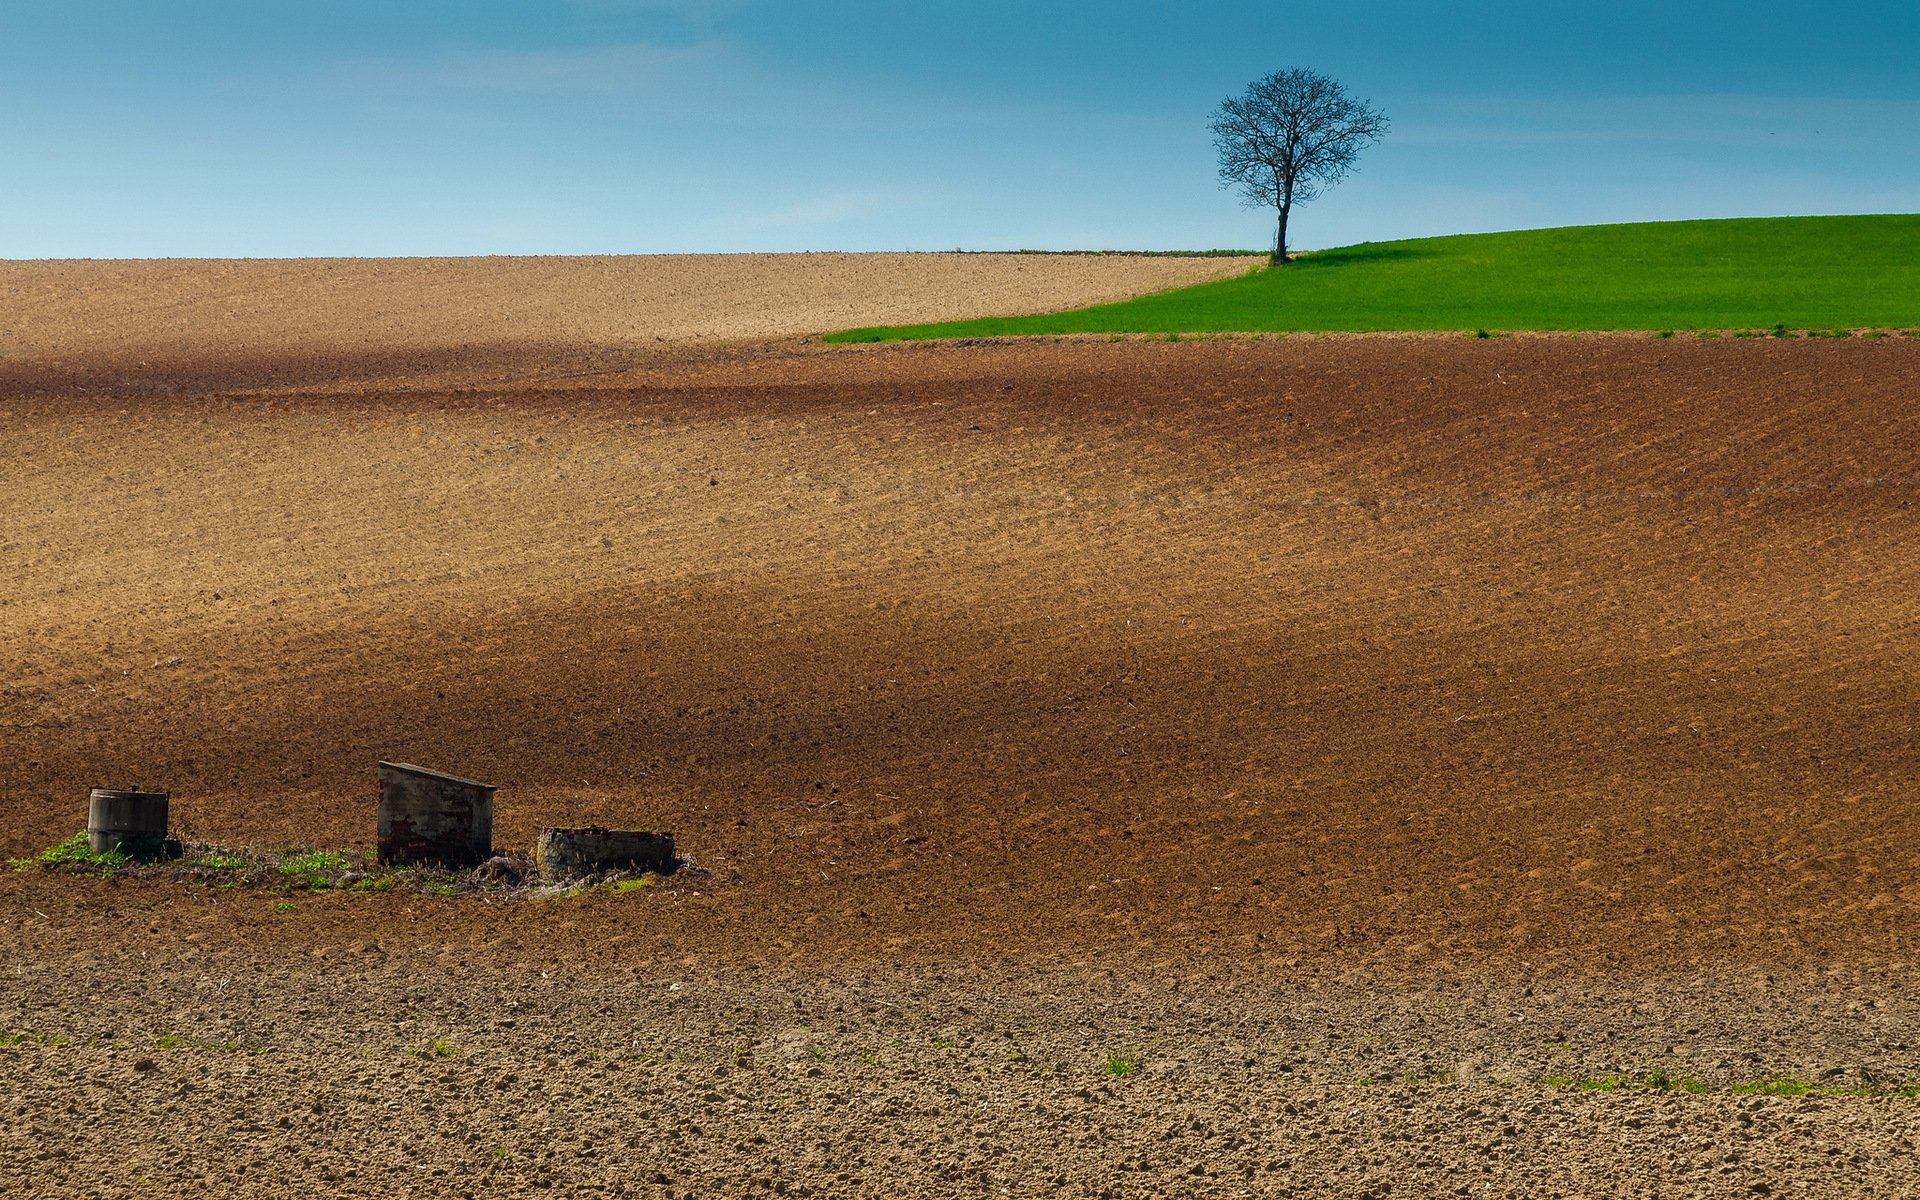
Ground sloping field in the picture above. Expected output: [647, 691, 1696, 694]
[0, 251, 1256, 394]
[6, 335, 1917, 962]
[6, 323, 1920, 1195]
[831, 214, 1920, 339]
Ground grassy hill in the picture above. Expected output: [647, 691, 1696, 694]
[826, 214, 1920, 341]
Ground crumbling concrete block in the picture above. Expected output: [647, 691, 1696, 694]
[534, 826, 675, 878]
[377, 761, 494, 866]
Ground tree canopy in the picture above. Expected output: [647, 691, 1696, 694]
[1211, 68, 1389, 263]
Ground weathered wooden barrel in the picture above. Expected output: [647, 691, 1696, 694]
[534, 826, 676, 879]
[376, 762, 494, 866]
[87, 789, 172, 858]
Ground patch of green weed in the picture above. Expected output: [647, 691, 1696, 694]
[188, 852, 249, 871]
[278, 850, 349, 890]
[1104, 1051, 1140, 1077]
[37, 833, 128, 872]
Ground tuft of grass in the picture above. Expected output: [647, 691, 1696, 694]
[427, 1037, 458, 1059]
[611, 877, 655, 893]
[827, 215, 1920, 341]
[187, 852, 249, 871]
[1725, 1075, 1920, 1098]
[1104, 1051, 1140, 1078]
[0, 1030, 28, 1046]
[35, 833, 129, 872]
[277, 850, 349, 890]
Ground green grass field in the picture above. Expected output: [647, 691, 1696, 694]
[826, 214, 1920, 341]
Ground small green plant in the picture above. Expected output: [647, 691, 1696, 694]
[278, 850, 349, 890]
[275, 900, 296, 912]
[611, 878, 654, 893]
[0, 1030, 28, 1046]
[153, 1032, 183, 1049]
[37, 833, 128, 872]
[1104, 1051, 1140, 1077]
[188, 852, 249, 871]
[350, 875, 396, 892]
[930, 1037, 959, 1050]
[1474, 329, 1493, 339]
[1770, 322, 1794, 338]
[1657, 329, 1674, 338]
[1642, 1069, 1708, 1093]
[427, 1037, 458, 1059]
[1723, 1075, 1920, 1097]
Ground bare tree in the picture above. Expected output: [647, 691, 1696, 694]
[1210, 68, 1389, 264]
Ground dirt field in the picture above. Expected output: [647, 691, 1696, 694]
[4, 259, 1919, 1196]
[0, 252, 1255, 395]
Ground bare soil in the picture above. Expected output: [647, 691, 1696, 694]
[0, 252, 1255, 395]
[3, 262, 1919, 1196]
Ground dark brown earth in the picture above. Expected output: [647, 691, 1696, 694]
[5, 315, 1920, 1196]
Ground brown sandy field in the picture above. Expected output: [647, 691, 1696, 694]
[3, 255, 1919, 1197]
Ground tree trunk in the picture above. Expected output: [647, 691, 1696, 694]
[1272, 204, 1291, 264]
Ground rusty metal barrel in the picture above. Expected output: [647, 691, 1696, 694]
[376, 762, 494, 866]
[87, 789, 172, 858]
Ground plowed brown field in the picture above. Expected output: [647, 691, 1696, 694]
[4, 262, 1919, 1197]
[0, 251, 1255, 394]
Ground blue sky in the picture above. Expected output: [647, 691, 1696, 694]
[5, 1, 1917, 257]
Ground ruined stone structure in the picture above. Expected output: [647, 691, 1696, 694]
[534, 826, 676, 878]
[376, 762, 494, 866]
